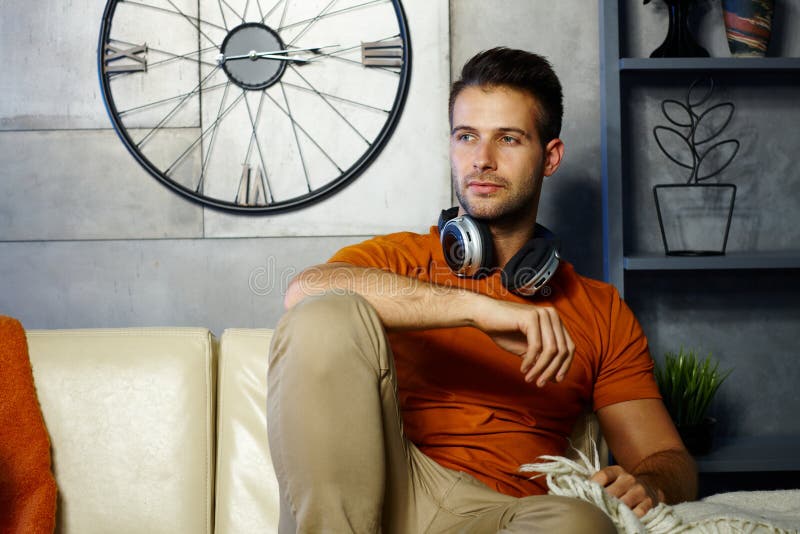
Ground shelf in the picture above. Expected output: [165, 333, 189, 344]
[623, 251, 800, 271]
[695, 435, 800, 473]
[619, 57, 800, 71]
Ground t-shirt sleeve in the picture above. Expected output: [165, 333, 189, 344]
[592, 290, 661, 411]
[328, 232, 434, 278]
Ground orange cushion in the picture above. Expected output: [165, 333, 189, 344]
[0, 316, 57, 534]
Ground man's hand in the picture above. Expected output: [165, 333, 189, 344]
[591, 465, 665, 518]
[473, 299, 575, 387]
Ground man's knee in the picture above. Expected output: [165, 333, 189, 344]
[271, 291, 386, 375]
[509, 495, 616, 534]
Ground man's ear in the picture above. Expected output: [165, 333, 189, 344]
[543, 138, 565, 177]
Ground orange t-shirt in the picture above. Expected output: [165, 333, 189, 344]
[328, 227, 660, 497]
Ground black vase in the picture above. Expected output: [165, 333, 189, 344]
[650, 0, 710, 58]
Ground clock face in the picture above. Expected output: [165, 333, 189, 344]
[98, 0, 411, 212]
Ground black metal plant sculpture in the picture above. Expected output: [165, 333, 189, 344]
[652, 78, 741, 256]
[653, 78, 740, 183]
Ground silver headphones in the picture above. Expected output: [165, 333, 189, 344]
[438, 207, 560, 297]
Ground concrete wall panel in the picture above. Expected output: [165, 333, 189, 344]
[0, 236, 365, 335]
[0, 130, 203, 240]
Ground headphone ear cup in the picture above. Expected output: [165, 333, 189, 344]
[440, 214, 495, 277]
[501, 238, 554, 294]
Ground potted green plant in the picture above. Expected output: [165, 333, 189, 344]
[654, 348, 733, 455]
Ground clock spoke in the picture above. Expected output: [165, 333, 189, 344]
[219, 0, 245, 24]
[279, 82, 312, 193]
[278, 0, 389, 34]
[261, 0, 286, 25]
[285, 0, 337, 47]
[279, 81, 389, 113]
[197, 81, 233, 194]
[287, 65, 370, 146]
[164, 90, 246, 176]
[118, 80, 229, 118]
[108, 42, 219, 80]
[216, 0, 230, 31]
[243, 91, 275, 203]
[254, 0, 265, 22]
[263, 91, 343, 174]
[118, 0, 227, 35]
[163, 0, 222, 49]
[137, 65, 223, 149]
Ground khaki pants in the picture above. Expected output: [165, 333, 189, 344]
[267, 293, 615, 534]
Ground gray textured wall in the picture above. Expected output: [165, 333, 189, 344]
[0, 1, 605, 334]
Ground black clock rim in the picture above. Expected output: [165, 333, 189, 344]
[97, 0, 413, 214]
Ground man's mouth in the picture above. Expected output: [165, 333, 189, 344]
[467, 180, 504, 195]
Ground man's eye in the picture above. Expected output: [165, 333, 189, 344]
[501, 136, 517, 144]
[458, 133, 475, 142]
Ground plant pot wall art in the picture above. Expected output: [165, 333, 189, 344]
[645, 0, 709, 58]
[652, 78, 741, 256]
[722, 0, 775, 57]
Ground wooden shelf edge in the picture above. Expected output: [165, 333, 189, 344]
[623, 252, 800, 271]
[695, 435, 800, 473]
[619, 57, 800, 71]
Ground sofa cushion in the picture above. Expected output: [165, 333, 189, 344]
[26, 328, 216, 534]
[215, 328, 278, 534]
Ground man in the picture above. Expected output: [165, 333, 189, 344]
[268, 47, 697, 533]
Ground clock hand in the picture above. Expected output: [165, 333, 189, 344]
[217, 45, 339, 65]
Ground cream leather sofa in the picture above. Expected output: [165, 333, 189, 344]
[26, 327, 604, 534]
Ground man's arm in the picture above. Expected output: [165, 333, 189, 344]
[591, 399, 698, 516]
[285, 262, 575, 386]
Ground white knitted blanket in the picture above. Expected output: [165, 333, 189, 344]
[519, 449, 800, 533]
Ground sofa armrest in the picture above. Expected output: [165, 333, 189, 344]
[27, 328, 216, 534]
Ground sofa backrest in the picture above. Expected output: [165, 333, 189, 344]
[26, 327, 605, 533]
[27, 328, 216, 534]
[214, 328, 278, 534]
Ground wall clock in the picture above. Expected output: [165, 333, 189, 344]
[98, 0, 411, 212]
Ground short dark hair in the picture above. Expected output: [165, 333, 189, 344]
[449, 47, 564, 146]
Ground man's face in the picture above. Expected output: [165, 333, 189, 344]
[449, 85, 553, 224]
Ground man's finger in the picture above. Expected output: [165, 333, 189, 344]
[519, 320, 542, 377]
[526, 311, 557, 386]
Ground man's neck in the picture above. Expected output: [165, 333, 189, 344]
[487, 210, 539, 268]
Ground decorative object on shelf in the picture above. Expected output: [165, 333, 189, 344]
[722, 0, 775, 57]
[644, 0, 709, 57]
[654, 348, 733, 455]
[652, 78, 740, 256]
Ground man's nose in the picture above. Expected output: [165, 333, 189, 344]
[473, 141, 497, 172]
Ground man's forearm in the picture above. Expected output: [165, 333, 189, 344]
[632, 448, 698, 504]
[284, 263, 484, 330]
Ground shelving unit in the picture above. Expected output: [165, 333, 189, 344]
[599, 0, 800, 479]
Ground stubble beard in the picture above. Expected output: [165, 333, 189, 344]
[453, 171, 540, 226]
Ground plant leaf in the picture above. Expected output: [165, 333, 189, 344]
[693, 102, 735, 145]
[662, 99, 693, 128]
[654, 126, 695, 170]
[696, 139, 740, 181]
[688, 78, 714, 109]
